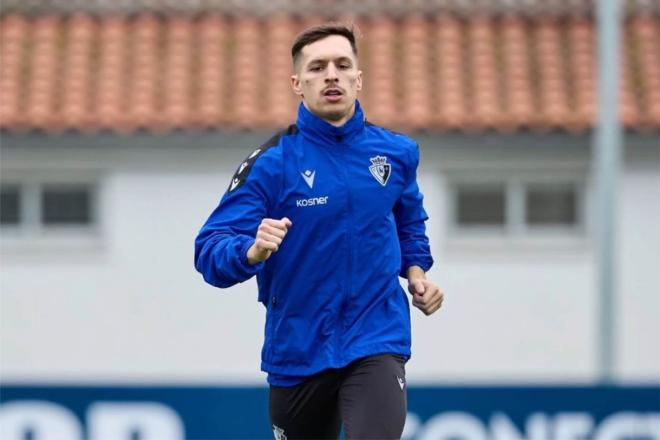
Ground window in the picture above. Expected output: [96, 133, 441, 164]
[0, 181, 97, 233]
[526, 185, 576, 226]
[451, 178, 583, 237]
[1, 185, 20, 225]
[42, 185, 92, 225]
[456, 185, 505, 226]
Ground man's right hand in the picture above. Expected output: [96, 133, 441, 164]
[246, 217, 292, 265]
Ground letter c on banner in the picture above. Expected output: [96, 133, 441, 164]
[594, 412, 660, 440]
[417, 411, 488, 440]
[554, 412, 594, 440]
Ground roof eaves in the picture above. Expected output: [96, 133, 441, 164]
[2, 0, 658, 18]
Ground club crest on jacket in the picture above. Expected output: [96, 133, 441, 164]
[369, 155, 391, 186]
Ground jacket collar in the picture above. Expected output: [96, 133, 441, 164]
[296, 100, 365, 144]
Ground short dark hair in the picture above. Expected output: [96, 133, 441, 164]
[291, 23, 358, 68]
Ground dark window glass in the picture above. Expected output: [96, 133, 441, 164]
[456, 186, 505, 225]
[1, 185, 20, 225]
[526, 186, 577, 225]
[41, 185, 92, 225]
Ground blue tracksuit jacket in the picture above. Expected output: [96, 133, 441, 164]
[194, 101, 433, 386]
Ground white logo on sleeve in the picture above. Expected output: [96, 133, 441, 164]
[229, 178, 240, 191]
[301, 169, 316, 189]
[369, 155, 392, 186]
[238, 161, 249, 174]
[396, 376, 405, 390]
[248, 148, 261, 159]
[273, 424, 287, 440]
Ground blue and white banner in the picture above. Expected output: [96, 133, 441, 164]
[1, 385, 659, 439]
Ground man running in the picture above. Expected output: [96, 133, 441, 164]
[195, 23, 444, 439]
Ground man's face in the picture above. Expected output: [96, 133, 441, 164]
[291, 35, 363, 126]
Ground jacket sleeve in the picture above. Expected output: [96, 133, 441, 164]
[194, 152, 279, 288]
[393, 143, 434, 278]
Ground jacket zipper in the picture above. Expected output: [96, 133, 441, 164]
[267, 295, 277, 361]
[337, 134, 353, 364]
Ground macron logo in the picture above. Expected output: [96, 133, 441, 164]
[301, 170, 316, 189]
[229, 177, 240, 192]
[296, 196, 328, 207]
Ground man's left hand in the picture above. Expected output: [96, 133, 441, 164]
[408, 279, 444, 316]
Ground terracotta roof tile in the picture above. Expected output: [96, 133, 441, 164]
[536, 18, 572, 130]
[568, 17, 596, 131]
[468, 16, 501, 129]
[264, 15, 298, 128]
[3, 0, 658, 17]
[0, 15, 28, 128]
[162, 17, 193, 129]
[25, 15, 61, 129]
[367, 16, 399, 126]
[500, 16, 535, 131]
[633, 16, 660, 127]
[232, 16, 261, 127]
[96, 16, 128, 131]
[61, 13, 95, 130]
[1, 12, 659, 134]
[434, 15, 468, 129]
[197, 14, 228, 128]
[401, 15, 432, 128]
[128, 14, 160, 131]
[621, 25, 642, 128]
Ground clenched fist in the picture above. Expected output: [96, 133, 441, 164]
[246, 217, 292, 265]
[408, 278, 444, 316]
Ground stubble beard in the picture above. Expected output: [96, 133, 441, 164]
[318, 100, 354, 124]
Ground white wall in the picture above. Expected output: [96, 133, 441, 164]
[618, 159, 660, 381]
[1, 140, 658, 384]
[409, 171, 597, 383]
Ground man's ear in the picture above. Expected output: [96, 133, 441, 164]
[291, 74, 303, 96]
[356, 70, 363, 92]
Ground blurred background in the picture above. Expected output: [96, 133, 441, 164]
[1, 0, 659, 439]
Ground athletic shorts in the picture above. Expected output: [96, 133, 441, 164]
[269, 353, 407, 440]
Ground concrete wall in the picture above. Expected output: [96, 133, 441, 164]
[617, 145, 660, 381]
[1, 134, 658, 384]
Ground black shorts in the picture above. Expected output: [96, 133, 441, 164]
[269, 353, 407, 440]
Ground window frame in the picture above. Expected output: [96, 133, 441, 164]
[524, 182, 583, 231]
[450, 182, 508, 233]
[447, 171, 587, 241]
[0, 172, 102, 248]
[40, 183, 96, 226]
[0, 184, 22, 226]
